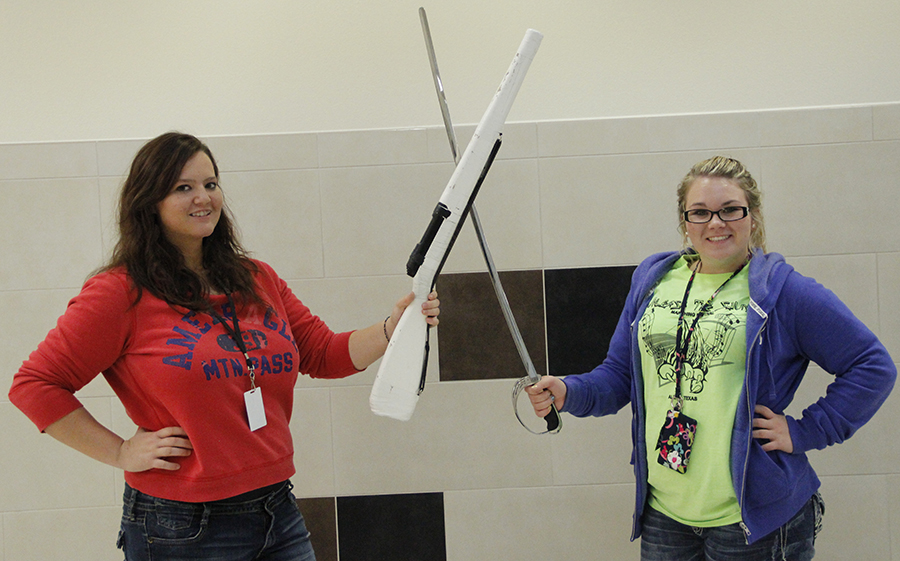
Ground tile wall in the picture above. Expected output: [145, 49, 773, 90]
[2, 103, 899, 560]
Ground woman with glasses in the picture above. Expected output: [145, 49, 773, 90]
[9, 132, 440, 561]
[527, 155, 895, 560]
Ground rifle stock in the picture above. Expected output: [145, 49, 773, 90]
[368, 294, 430, 421]
[370, 28, 543, 421]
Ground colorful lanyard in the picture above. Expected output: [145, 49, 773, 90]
[209, 294, 257, 390]
[670, 258, 747, 410]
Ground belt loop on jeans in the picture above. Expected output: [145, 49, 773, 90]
[265, 480, 291, 508]
[260, 480, 293, 516]
[122, 484, 138, 519]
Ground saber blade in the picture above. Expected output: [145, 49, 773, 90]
[419, 7, 459, 164]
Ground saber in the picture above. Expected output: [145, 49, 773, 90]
[369, 23, 543, 421]
[416, 8, 559, 434]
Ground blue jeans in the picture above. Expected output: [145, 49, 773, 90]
[640, 493, 824, 561]
[117, 481, 315, 561]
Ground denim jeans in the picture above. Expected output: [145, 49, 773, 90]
[117, 481, 315, 561]
[640, 493, 824, 561]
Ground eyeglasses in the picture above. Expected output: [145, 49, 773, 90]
[683, 206, 749, 224]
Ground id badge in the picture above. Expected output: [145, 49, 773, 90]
[655, 409, 697, 474]
[244, 387, 267, 431]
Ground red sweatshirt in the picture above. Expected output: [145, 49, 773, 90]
[9, 260, 359, 502]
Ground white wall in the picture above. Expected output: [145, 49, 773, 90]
[1, 0, 899, 143]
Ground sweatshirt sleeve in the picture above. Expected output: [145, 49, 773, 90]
[256, 261, 360, 379]
[8, 272, 135, 432]
[781, 273, 897, 453]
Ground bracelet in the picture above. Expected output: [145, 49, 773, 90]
[383, 315, 391, 342]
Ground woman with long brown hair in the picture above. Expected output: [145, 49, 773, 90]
[10, 131, 440, 560]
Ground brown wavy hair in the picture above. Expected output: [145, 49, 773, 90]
[98, 132, 261, 311]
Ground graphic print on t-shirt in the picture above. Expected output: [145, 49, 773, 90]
[639, 294, 747, 396]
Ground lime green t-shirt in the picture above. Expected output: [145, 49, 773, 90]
[639, 257, 749, 527]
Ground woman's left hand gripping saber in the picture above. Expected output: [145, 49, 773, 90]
[369, 27, 545, 422]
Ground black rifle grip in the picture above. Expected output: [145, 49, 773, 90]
[407, 203, 452, 277]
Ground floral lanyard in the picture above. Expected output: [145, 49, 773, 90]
[655, 257, 748, 474]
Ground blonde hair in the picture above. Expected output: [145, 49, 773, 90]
[676, 156, 766, 252]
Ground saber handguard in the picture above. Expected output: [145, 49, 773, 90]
[512, 376, 562, 434]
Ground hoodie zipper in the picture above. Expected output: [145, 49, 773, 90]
[738, 297, 768, 543]
[630, 290, 654, 541]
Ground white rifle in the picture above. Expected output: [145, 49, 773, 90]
[370, 12, 559, 433]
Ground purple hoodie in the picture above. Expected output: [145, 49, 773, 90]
[562, 248, 896, 543]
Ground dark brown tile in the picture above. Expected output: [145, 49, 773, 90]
[436, 270, 546, 381]
[337, 493, 446, 561]
[297, 496, 337, 561]
[545, 265, 636, 375]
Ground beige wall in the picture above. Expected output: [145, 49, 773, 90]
[2, 1, 900, 143]
[2, 104, 899, 559]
